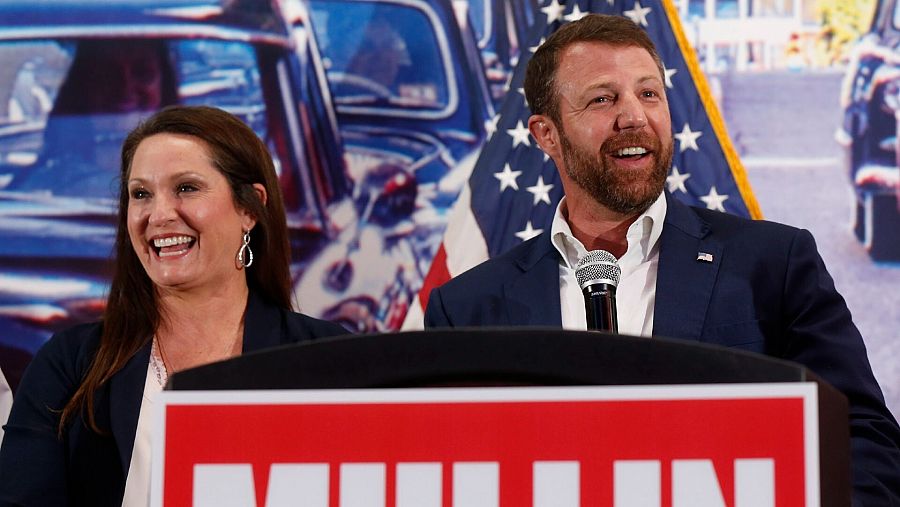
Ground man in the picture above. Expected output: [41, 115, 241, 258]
[424, 14, 900, 504]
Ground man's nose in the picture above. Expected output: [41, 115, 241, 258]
[615, 97, 648, 130]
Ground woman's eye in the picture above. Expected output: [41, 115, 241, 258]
[177, 184, 198, 193]
[130, 189, 149, 200]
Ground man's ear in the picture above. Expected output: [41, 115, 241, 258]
[528, 114, 560, 160]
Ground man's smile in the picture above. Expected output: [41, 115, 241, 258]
[614, 146, 649, 158]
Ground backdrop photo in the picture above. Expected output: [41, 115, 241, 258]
[0, 0, 897, 419]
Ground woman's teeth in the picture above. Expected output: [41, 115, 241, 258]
[153, 236, 195, 257]
[154, 236, 193, 248]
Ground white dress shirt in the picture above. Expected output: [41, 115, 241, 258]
[550, 192, 666, 337]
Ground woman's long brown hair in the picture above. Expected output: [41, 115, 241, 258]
[59, 105, 293, 434]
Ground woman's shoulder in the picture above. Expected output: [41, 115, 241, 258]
[245, 292, 350, 346]
[13, 321, 103, 411]
[33, 321, 104, 370]
[284, 311, 351, 339]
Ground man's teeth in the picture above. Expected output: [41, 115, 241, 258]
[153, 236, 193, 248]
[616, 147, 647, 156]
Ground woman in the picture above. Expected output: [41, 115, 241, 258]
[0, 106, 348, 506]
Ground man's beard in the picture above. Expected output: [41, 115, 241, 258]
[560, 129, 672, 215]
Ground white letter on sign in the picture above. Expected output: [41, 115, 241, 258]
[453, 462, 498, 507]
[534, 461, 579, 507]
[614, 460, 661, 507]
[673, 459, 775, 507]
[267, 464, 329, 507]
[397, 463, 442, 507]
[673, 460, 726, 507]
[193, 464, 255, 507]
[194, 463, 330, 507]
[735, 459, 775, 507]
[340, 463, 385, 507]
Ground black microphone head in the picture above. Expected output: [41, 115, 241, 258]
[575, 250, 621, 289]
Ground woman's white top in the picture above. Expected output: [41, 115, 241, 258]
[0, 366, 12, 445]
[120, 346, 165, 507]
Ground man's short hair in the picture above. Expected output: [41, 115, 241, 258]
[524, 14, 665, 126]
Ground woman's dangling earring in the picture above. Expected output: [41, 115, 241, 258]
[237, 229, 253, 268]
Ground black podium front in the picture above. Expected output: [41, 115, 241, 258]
[164, 329, 850, 505]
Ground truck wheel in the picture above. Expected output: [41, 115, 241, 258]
[863, 192, 900, 261]
[853, 198, 865, 242]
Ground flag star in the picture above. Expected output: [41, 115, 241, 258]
[530, 37, 546, 54]
[664, 67, 677, 88]
[527, 175, 554, 205]
[674, 123, 702, 152]
[666, 166, 690, 193]
[624, 1, 652, 27]
[564, 4, 588, 22]
[700, 186, 729, 211]
[507, 120, 531, 148]
[494, 163, 522, 192]
[541, 0, 565, 24]
[515, 220, 543, 241]
[485, 114, 500, 138]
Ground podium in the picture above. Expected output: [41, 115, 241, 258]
[154, 329, 850, 506]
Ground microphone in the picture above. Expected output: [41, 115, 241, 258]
[575, 250, 621, 332]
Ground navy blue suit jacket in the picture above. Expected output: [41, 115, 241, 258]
[425, 193, 900, 504]
[0, 292, 348, 507]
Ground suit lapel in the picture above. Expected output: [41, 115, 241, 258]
[108, 339, 152, 473]
[653, 194, 722, 342]
[503, 234, 563, 326]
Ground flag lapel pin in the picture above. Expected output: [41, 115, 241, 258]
[697, 252, 714, 263]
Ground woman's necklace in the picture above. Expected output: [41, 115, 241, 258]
[151, 330, 242, 387]
[150, 337, 169, 387]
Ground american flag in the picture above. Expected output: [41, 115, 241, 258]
[402, 0, 761, 328]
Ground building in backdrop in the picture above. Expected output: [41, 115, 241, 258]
[679, 0, 875, 72]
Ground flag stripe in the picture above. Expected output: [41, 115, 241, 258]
[418, 244, 449, 312]
[441, 181, 490, 275]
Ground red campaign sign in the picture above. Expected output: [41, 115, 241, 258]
[151, 384, 819, 507]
